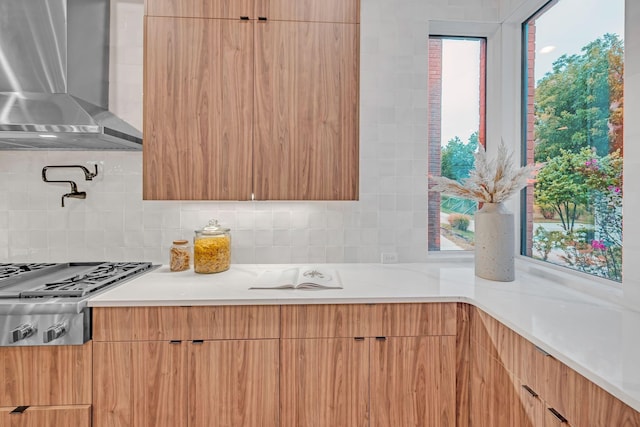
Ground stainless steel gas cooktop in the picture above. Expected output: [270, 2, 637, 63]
[0, 262, 157, 346]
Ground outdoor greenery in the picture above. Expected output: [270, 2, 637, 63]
[441, 132, 479, 181]
[448, 213, 471, 231]
[532, 33, 624, 281]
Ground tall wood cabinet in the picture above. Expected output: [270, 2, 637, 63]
[143, 0, 359, 200]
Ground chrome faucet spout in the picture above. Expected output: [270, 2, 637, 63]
[61, 191, 86, 207]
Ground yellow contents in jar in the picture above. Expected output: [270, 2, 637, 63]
[193, 236, 231, 273]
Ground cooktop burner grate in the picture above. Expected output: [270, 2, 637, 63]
[19, 262, 153, 298]
[0, 263, 57, 280]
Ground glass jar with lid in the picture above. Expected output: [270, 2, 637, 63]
[193, 219, 231, 274]
[169, 240, 191, 272]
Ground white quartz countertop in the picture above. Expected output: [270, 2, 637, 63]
[88, 261, 640, 412]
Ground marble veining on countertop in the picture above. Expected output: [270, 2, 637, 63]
[88, 261, 640, 412]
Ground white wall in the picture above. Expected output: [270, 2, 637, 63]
[0, 0, 499, 265]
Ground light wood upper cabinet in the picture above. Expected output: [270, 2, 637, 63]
[146, 0, 253, 18]
[254, 20, 359, 200]
[257, 0, 359, 23]
[143, 0, 359, 201]
[144, 16, 253, 200]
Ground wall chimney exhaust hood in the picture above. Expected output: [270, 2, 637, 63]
[0, 0, 142, 150]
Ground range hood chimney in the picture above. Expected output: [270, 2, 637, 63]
[0, 0, 143, 150]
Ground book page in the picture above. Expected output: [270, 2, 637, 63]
[250, 268, 299, 289]
[295, 267, 342, 289]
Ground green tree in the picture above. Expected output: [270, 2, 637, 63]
[534, 33, 624, 161]
[534, 148, 594, 233]
[441, 132, 478, 181]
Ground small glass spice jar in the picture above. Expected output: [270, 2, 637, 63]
[193, 220, 231, 274]
[169, 240, 191, 272]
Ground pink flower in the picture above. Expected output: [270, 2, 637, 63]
[591, 240, 607, 251]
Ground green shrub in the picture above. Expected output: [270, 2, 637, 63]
[448, 213, 470, 231]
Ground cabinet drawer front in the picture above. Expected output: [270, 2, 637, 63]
[281, 304, 369, 338]
[188, 305, 280, 340]
[94, 306, 279, 341]
[93, 307, 190, 341]
[371, 303, 457, 337]
[0, 405, 91, 427]
[146, 0, 252, 19]
[0, 344, 92, 406]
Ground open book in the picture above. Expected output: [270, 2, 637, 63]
[250, 267, 342, 290]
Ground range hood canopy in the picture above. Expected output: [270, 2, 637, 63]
[0, 0, 142, 150]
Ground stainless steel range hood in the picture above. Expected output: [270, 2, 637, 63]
[0, 0, 142, 150]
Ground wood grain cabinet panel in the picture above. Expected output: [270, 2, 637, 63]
[188, 305, 280, 340]
[589, 381, 640, 427]
[257, 0, 360, 23]
[0, 405, 90, 427]
[93, 305, 279, 341]
[280, 338, 369, 427]
[469, 340, 516, 427]
[93, 341, 190, 427]
[371, 302, 457, 337]
[189, 340, 279, 427]
[514, 382, 545, 427]
[253, 20, 359, 200]
[281, 304, 369, 338]
[144, 16, 253, 200]
[0, 343, 92, 406]
[470, 307, 517, 370]
[92, 342, 133, 427]
[144, 0, 359, 201]
[147, 0, 253, 19]
[370, 336, 456, 427]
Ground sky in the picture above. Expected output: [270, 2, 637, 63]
[533, 0, 624, 83]
[440, 39, 481, 146]
[439, 0, 624, 147]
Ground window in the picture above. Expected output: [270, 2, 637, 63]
[522, 0, 624, 281]
[428, 36, 486, 251]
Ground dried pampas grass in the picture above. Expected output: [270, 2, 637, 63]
[429, 142, 534, 203]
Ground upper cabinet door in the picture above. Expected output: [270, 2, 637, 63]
[257, 0, 360, 23]
[144, 17, 253, 200]
[254, 21, 359, 200]
[146, 0, 253, 19]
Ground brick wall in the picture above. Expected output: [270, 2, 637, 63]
[525, 22, 536, 256]
[428, 38, 443, 251]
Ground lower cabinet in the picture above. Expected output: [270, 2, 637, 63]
[370, 336, 456, 427]
[0, 343, 92, 427]
[470, 306, 640, 427]
[0, 405, 91, 427]
[280, 304, 457, 427]
[93, 339, 279, 427]
[280, 338, 369, 427]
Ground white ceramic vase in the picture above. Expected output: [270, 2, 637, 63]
[474, 202, 515, 281]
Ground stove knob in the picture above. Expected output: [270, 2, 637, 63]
[10, 323, 36, 343]
[43, 323, 67, 343]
